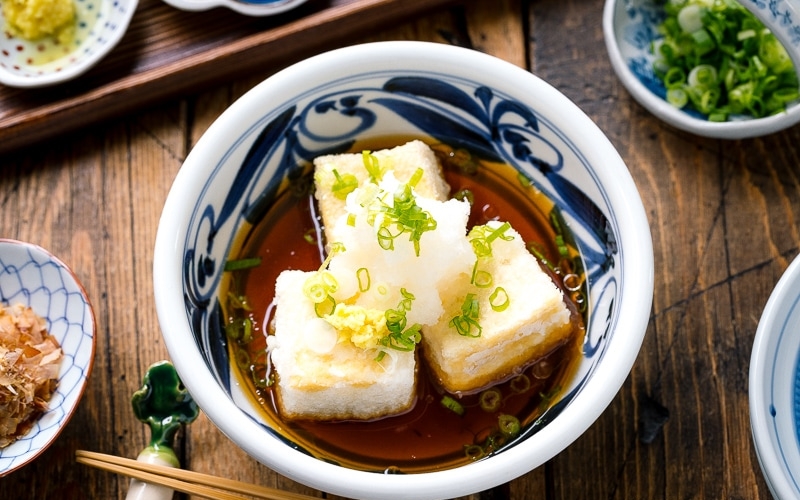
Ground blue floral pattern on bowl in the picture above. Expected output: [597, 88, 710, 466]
[610, 0, 711, 120]
[0, 239, 95, 477]
[738, 0, 800, 51]
[160, 0, 306, 17]
[178, 69, 625, 464]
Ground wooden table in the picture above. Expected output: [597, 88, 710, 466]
[0, 0, 783, 497]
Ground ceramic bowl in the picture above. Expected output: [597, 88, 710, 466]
[0, 0, 137, 88]
[160, 0, 306, 17]
[153, 41, 654, 500]
[750, 254, 800, 499]
[603, 0, 800, 139]
[0, 239, 96, 476]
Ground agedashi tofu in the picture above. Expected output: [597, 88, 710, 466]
[269, 270, 417, 421]
[421, 221, 573, 394]
[268, 140, 573, 421]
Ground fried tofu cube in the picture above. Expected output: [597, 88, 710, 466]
[268, 270, 417, 421]
[421, 221, 574, 394]
[313, 140, 450, 243]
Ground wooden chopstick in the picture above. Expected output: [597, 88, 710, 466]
[75, 450, 320, 500]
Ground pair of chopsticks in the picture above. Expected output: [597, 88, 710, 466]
[75, 450, 319, 500]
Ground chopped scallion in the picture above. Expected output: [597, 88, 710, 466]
[362, 151, 383, 182]
[479, 388, 503, 412]
[651, 0, 799, 120]
[224, 257, 262, 272]
[497, 414, 521, 437]
[441, 395, 465, 416]
[331, 169, 358, 200]
[356, 267, 370, 292]
[489, 287, 510, 312]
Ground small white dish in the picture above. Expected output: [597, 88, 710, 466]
[750, 254, 800, 499]
[160, 0, 306, 17]
[603, 0, 800, 139]
[0, 239, 96, 476]
[0, 0, 137, 88]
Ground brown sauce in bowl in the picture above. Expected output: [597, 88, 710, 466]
[222, 139, 586, 473]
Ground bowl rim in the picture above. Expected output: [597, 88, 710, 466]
[160, 0, 306, 16]
[154, 40, 654, 499]
[750, 254, 800, 499]
[0, 238, 97, 476]
[602, 0, 800, 139]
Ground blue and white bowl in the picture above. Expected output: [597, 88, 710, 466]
[153, 41, 654, 500]
[603, 0, 800, 139]
[0, 0, 137, 88]
[750, 254, 800, 499]
[0, 239, 96, 476]
[160, 0, 306, 17]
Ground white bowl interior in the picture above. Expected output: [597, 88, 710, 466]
[154, 41, 654, 500]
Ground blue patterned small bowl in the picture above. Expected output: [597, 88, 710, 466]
[0, 0, 137, 88]
[603, 0, 800, 139]
[160, 0, 305, 16]
[153, 41, 654, 499]
[750, 254, 800, 499]
[0, 239, 96, 476]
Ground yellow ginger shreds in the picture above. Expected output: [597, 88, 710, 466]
[0, 303, 62, 448]
[323, 303, 388, 350]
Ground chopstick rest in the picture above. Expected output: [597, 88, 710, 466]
[127, 360, 199, 500]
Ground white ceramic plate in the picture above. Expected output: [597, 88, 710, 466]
[0, 0, 137, 88]
[750, 254, 800, 499]
[0, 239, 96, 476]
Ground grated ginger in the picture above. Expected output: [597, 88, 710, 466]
[2, 0, 75, 44]
[0, 303, 62, 448]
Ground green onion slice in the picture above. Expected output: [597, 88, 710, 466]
[224, 257, 262, 272]
[356, 267, 370, 292]
[331, 169, 358, 200]
[489, 287, 510, 312]
[441, 395, 465, 416]
[479, 388, 503, 412]
[498, 414, 521, 437]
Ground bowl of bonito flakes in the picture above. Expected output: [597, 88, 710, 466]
[0, 239, 96, 476]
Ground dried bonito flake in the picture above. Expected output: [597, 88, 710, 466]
[0, 303, 62, 448]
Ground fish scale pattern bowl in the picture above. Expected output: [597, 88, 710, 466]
[153, 41, 654, 500]
[0, 239, 96, 477]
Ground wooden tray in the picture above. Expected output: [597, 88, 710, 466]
[0, 0, 459, 154]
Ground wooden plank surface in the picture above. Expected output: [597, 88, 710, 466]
[0, 0, 458, 155]
[0, 0, 789, 497]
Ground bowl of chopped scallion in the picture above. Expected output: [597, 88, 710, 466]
[603, 0, 800, 138]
